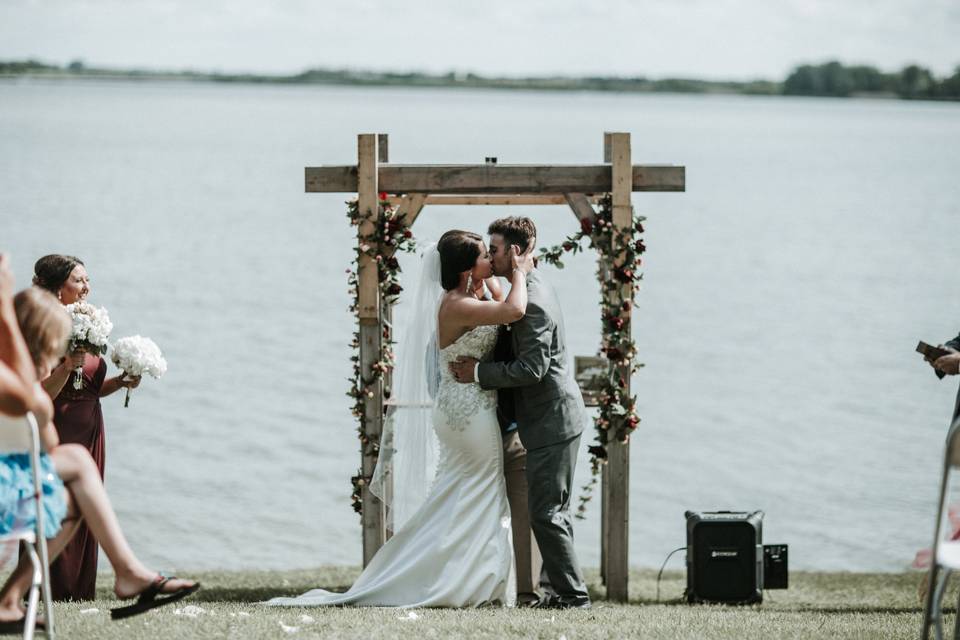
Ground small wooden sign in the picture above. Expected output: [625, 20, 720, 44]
[575, 355, 609, 407]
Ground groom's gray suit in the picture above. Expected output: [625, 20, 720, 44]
[477, 268, 590, 607]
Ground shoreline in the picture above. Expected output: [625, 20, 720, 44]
[2, 68, 959, 104]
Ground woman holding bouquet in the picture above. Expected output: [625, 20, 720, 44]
[0, 285, 198, 628]
[32, 254, 139, 601]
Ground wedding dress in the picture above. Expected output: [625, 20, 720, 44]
[267, 323, 515, 608]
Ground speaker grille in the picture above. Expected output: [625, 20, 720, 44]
[686, 511, 763, 604]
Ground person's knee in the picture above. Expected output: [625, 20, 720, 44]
[53, 443, 96, 476]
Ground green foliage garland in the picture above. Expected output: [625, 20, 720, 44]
[345, 195, 417, 513]
[538, 195, 647, 518]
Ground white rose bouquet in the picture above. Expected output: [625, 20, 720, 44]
[110, 335, 167, 407]
[64, 301, 113, 390]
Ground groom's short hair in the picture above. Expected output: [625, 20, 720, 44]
[488, 217, 537, 252]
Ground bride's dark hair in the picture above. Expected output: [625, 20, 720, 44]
[438, 230, 482, 291]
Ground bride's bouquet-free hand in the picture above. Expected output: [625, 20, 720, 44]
[64, 301, 113, 390]
[110, 336, 167, 407]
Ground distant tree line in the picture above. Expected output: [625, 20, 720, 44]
[784, 60, 960, 99]
[2, 58, 959, 101]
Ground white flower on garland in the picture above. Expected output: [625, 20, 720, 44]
[64, 301, 113, 390]
[110, 335, 167, 407]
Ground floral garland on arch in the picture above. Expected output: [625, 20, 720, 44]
[537, 195, 647, 518]
[345, 194, 417, 514]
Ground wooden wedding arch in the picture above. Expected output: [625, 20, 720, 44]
[306, 132, 684, 601]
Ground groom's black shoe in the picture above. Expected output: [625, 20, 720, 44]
[534, 594, 592, 610]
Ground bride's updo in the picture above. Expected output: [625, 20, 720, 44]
[438, 230, 483, 291]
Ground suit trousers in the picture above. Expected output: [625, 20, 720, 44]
[525, 433, 590, 605]
[502, 430, 542, 599]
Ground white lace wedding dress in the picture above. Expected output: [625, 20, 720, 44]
[267, 324, 515, 608]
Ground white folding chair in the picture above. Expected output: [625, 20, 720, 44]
[923, 415, 960, 640]
[0, 412, 55, 640]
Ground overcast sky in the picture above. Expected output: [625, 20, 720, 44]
[2, 0, 958, 80]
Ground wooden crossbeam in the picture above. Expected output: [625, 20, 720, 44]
[383, 194, 603, 207]
[564, 193, 598, 225]
[306, 164, 684, 194]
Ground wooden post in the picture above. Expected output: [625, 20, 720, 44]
[605, 132, 632, 601]
[357, 133, 386, 565]
[599, 132, 612, 587]
[375, 135, 393, 542]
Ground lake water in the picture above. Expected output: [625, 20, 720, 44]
[1, 80, 958, 574]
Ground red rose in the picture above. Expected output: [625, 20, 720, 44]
[635, 222, 645, 233]
[621, 301, 631, 311]
[403, 230, 413, 238]
[563, 241, 575, 252]
[634, 240, 646, 253]
[580, 218, 593, 234]
[378, 192, 388, 201]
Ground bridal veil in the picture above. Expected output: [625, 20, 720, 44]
[370, 243, 443, 532]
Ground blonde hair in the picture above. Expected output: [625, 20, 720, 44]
[13, 287, 71, 368]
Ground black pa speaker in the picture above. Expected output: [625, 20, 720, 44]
[685, 510, 764, 604]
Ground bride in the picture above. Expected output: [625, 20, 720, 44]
[268, 230, 535, 608]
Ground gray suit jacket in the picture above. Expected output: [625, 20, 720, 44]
[477, 269, 587, 451]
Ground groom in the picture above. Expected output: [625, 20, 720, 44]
[451, 216, 591, 609]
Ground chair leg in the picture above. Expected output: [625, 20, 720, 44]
[952, 582, 960, 640]
[933, 569, 951, 640]
[37, 535, 54, 639]
[23, 541, 41, 640]
[925, 565, 941, 640]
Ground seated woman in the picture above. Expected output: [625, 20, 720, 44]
[0, 283, 199, 626]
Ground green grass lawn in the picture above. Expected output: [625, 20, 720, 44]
[9, 566, 950, 639]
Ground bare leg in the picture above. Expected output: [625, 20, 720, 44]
[49, 444, 195, 599]
[0, 443, 194, 618]
[0, 507, 81, 621]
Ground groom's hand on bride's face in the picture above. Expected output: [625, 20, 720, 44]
[450, 357, 478, 384]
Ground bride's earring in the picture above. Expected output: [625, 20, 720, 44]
[465, 274, 473, 294]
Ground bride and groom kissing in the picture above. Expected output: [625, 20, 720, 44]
[269, 217, 591, 609]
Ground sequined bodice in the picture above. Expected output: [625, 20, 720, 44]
[436, 325, 499, 426]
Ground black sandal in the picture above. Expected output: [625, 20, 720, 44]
[110, 574, 200, 620]
[0, 616, 44, 635]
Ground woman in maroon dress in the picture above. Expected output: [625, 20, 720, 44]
[33, 254, 140, 601]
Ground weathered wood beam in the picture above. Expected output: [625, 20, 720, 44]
[357, 133, 386, 565]
[604, 131, 632, 603]
[306, 164, 684, 194]
[385, 194, 602, 207]
[398, 193, 427, 228]
[564, 193, 598, 225]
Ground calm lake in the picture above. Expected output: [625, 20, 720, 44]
[1, 80, 959, 573]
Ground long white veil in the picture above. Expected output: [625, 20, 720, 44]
[370, 243, 443, 532]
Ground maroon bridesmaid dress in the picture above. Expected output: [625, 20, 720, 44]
[51, 353, 107, 601]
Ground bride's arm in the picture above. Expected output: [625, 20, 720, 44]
[445, 248, 533, 326]
[446, 271, 527, 326]
[482, 277, 505, 301]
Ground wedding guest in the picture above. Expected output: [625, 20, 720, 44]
[0, 286, 198, 628]
[32, 254, 139, 600]
[931, 332, 960, 420]
[0, 255, 37, 416]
